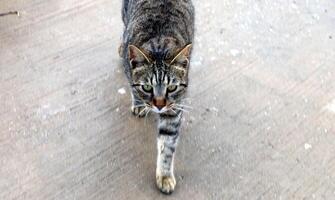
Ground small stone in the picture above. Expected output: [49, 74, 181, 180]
[211, 107, 219, 112]
[230, 49, 240, 57]
[304, 143, 312, 150]
[323, 99, 335, 113]
[71, 90, 77, 95]
[118, 88, 126, 94]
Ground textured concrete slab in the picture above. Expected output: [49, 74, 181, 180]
[1, 0, 335, 199]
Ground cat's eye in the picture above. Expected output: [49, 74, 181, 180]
[167, 85, 178, 93]
[142, 84, 153, 92]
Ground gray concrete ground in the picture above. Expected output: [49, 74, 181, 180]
[1, 0, 335, 199]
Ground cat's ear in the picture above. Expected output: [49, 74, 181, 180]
[170, 44, 192, 68]
[128, 45, 151, 68]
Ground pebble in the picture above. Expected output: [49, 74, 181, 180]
[230, 49, 240, 57]
[118, 88, 126, 94]
[304, 143, 312, 150]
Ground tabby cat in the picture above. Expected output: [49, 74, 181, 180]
[120, 0, 194, 194]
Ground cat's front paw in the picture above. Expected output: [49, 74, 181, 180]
[131, 105, 147, 118]
[156, 174, 176, 194]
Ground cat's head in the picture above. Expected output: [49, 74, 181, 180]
[128, 44, 192, 114]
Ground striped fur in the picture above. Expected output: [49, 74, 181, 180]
[121, 0, 194, 194]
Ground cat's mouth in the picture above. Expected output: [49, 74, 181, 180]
[152, 105, 169, 114]
[150, 103, 185, 114]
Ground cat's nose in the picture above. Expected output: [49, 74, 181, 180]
[153, 97, 166, 110]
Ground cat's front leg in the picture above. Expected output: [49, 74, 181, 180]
[130, 90, 147, 117]
[156, 110, 182, 194]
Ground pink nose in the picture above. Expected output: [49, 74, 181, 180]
[153, 97, 166, 110]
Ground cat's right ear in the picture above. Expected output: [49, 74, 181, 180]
[169, 44, 192, 69]
[128, 45, 151, 68]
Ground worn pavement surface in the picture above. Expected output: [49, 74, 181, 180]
[1, 0, 335, 199]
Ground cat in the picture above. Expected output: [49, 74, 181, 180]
[120, 0, 194, 194]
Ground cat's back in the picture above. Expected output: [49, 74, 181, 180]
[124, 0, 194, 45]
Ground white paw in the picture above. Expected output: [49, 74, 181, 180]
[156, 174, 176, 194]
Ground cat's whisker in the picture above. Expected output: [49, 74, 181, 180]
[170, 108, 177, 114]
[145, 108, 151, 117]
[174, 103, 193, 109]
[172, 106, 189, 113]
[144, 108, 151, 126]
[176, 108, 189, 113]
[138, 106, 148, 116]
[172, 104, 191, 111]
[174, 103, 193, 108]
[133, 104, 146, 108]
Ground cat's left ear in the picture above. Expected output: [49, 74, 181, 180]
[170, 44, 192, 68]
